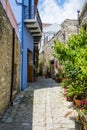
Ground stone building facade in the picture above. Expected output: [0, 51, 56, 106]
[40, 19, 78, 77]
[80, 1, 87, 28]
[42, 37, 56, 76]
[39, 23, 60, 76]
[0, 2, 20, 116]
[56, 19, 78, 43]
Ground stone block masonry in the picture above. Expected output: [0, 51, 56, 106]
[0, 2, 20, 116]
[80, 2, 87, 24]
[40, 19, 78, 77]
[0, 77, 78, 130]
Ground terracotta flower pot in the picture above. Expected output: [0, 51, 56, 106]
[62, 77, 66, 82]
[73, 98, 82, 107]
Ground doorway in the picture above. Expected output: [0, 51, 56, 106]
[27, 50, 33, 82]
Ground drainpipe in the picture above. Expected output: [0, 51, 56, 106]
[21, 0, 24, 90]
[10, 28, 15, 105]
[15, 0, 24, 90]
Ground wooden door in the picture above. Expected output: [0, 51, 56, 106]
[27, 50, 33, 82]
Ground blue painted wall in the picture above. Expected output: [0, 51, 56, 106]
[22, 27, 34, 89]
[29, 0, 34, 19]
[9, 0, 35, 90]
[19, 0, 35, 90]
[21, 0, 35, 90]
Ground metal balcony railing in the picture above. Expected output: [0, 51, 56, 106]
[24, 6, 42, 31]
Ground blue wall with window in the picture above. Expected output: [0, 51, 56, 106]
[8, 0, 36, 90]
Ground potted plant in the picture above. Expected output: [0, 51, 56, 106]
[73, 95, 82, 107]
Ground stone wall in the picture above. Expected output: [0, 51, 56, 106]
[41, 19, 77, 76]
[0, 2, 20, 116]
[57, 19, 78, 43]
[43, 37, 55, 67]
[80, 2, 87, 25]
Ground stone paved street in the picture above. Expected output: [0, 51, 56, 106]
[0, 77, 80, 130]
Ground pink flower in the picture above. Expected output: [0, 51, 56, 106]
[80, 107, 84, 110]
[81, 101, 87, 106]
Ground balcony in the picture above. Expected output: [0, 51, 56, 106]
[24, 6, 42, 43]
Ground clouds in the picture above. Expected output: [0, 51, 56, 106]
[38, 0, 85, 24]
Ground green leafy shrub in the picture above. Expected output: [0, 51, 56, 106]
[53, 28, 87, 100]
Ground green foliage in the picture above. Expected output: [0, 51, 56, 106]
[66, 85, 84, 98]
[53, 28, 87, 99]
[78, 109, 87, 117]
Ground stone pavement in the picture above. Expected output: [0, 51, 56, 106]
[0, 77, 80, 130]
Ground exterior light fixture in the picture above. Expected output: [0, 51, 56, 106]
[77, 10, 80, 34]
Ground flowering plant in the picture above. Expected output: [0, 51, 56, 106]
[77, 100, 87, 117]
[78, 108, 86, 117]
[81, 101, 87, 106]
[81, 101, 87, 110]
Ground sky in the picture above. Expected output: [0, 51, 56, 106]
[38, 0, 86, 24]
[8, 0, 86, 24]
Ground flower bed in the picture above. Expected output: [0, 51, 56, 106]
[53, 28, 87, 129]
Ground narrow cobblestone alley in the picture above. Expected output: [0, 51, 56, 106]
[0, 77, 79, 130]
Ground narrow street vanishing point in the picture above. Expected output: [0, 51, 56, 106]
[0, 77, 80, 130]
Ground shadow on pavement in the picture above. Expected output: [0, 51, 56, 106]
[0, 77, 59, 130]
[0, 77, 79, 130]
